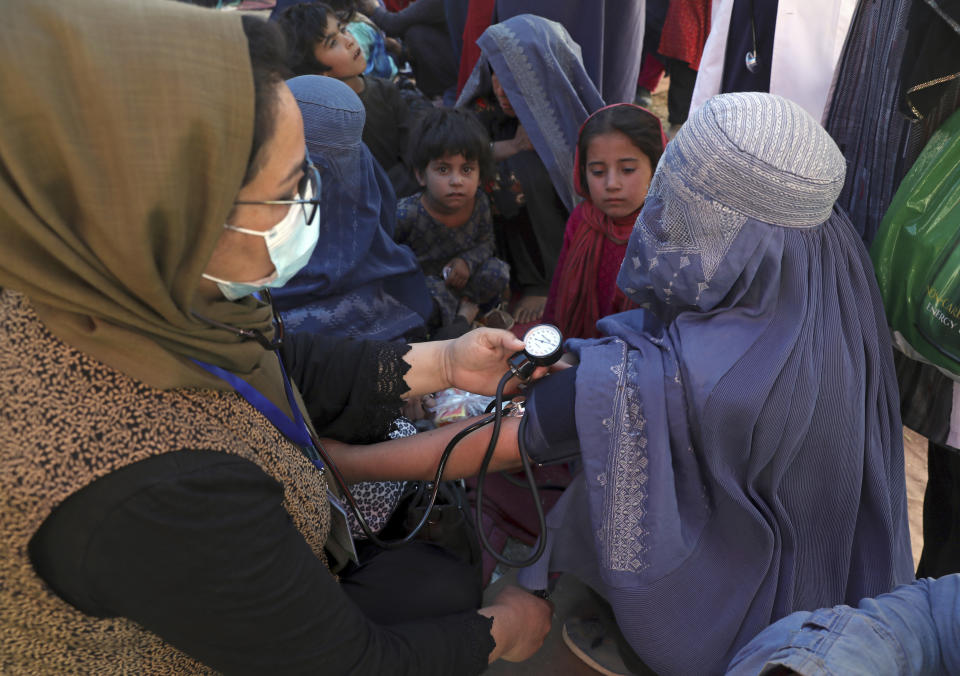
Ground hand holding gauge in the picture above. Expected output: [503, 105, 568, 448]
[508, 324, 564, 381]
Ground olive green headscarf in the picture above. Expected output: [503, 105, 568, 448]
[0, 0, 288, 405]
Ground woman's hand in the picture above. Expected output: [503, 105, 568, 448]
[402, 329, 548, 398]
[442, 328, 547, 396]
[480, 586, 553, 663]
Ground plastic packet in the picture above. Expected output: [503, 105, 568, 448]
[427, 387, 495, 426]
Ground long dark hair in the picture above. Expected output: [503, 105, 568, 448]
[577, 105, 664, 196]
[275, 2, 340, 76]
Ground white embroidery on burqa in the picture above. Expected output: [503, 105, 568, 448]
[670, 93, 845, 228]
[642, 164, 748, 283]
[599, 345, 651, 573]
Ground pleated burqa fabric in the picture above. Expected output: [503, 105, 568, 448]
[521, 93, 913, 675]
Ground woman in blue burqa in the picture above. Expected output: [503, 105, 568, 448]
[457, 14, 604, 322]
[519, 92, 914, 674]
[270, 75, 440, 342]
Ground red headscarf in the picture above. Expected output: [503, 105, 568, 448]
[552, 103, 667, 339]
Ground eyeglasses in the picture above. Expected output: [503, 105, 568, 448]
[234, 158, 322, 226]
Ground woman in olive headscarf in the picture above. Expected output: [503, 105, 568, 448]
[0, 1, 550, 673]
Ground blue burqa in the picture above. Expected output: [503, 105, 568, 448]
[273, 76, 433, 341]
[457, 14, 605, 214]
[520, 93, 914, 675]
[495, 0, 644, 105]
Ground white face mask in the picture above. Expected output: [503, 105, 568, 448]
[202, 182, 320, 301]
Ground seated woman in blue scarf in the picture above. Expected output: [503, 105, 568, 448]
[271, 75, 472, 342]
[458, 14, 604, 323]
[517, 92, 914, 675]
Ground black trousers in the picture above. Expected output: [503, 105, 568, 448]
[665, 58, 697, 125]
[340, 539, 483, 624]
[917, 441, 960, 578]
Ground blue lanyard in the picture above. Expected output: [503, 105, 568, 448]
[192, 355, 324, 471]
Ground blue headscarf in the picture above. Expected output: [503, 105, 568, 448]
[272, 76, 432, 341]
[520, 93, 913, 675]
[457, 14, 605, 213]
[494, 0, 644, 105]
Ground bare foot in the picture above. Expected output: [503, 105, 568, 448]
[457, 297, 480, 324]
[513, 295, 546, 324]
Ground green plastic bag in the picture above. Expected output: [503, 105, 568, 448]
[872, 107, 960, 380]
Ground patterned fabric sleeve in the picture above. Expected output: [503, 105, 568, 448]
[280, 331, 411, 444]
[393, 194, 419, 245]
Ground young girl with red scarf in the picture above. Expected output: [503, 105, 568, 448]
[543, 104, 667, 338]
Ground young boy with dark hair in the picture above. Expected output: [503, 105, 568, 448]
[394, 108, 512, 327]
[275, 1, 425, 197]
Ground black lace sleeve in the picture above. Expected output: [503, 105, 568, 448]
[280, 332, 412, 443]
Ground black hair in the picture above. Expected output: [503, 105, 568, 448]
[577, 105, 665, 196]
[323, 0, 358, 23]
[242, 15, 290, 186]
[408, 108, 494, 183]
[274, 2, 342, 76]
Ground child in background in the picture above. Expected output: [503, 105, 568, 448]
[276, 2, 427, 197]
[543, 104, 666, 339]
[395, 108, 512, 328]
[323, 0, 399, 80]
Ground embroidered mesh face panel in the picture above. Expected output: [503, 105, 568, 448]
[618, 92, 847, 312]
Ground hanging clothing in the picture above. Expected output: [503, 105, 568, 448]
[544, 103, 667, 340]
[455, 0, 496, 96]
[826, 0, 960, 245]
[458, 14, 604, 294]
[367, 0, 458, 98]
[271, 76, 433, 342]
[494, 0, 644, 105]
[520, 93, 913, 675]
[658, 0, 711, 71]
[691, 0, 856, 123]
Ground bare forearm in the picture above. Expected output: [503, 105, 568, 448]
[321, 416, 522, 483]
[492, 139, 519, 162]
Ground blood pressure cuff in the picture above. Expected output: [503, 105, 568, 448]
[521, 366, 580, 466]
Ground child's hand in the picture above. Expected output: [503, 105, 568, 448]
[512, 124, 534, 154]
[443, 258, 470, 289]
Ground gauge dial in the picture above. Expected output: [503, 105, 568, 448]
[522, 324, 563, 363]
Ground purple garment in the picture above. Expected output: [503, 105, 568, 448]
[456, 13, 605, 214]
[520, 93, 913, 675]
[494, 0, 644, 105]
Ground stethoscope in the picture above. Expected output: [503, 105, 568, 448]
[745, 0, 760, 74]
[318, 322, 566, 568]
[194, 296, 566, 568]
